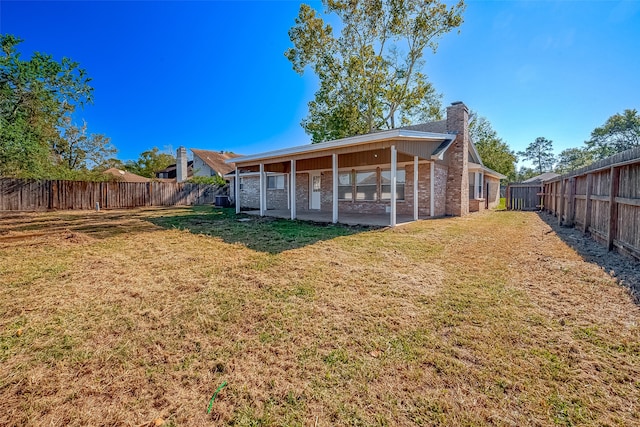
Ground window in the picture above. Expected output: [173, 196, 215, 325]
[356, 171, 377, 201]
[267, 175, 285, 190]
[239, 177, 244, 190]
[380, 169, 405, 201]
[338, 172, 353, 200]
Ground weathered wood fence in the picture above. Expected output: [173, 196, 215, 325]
[506, 183, 543, 211]
[0, 178, 227, 211]
[542, 147, 640, 260]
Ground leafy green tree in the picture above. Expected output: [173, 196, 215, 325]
[0, 34, 112, 178]
[516, 166, 538, 182]
[52, 118, 115, 171]
[286, 0, 464, 142]
[519, 137, 556, 174]
[469, 112, 517, 181]
[94, 157, 125, 172]
[125, 147, 175, 178]
[555, 147, 594, 174]
[586, 109, 640, 159]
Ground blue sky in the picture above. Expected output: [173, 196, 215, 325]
[2, 1, 639, 166]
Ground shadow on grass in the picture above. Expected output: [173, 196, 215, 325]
[536, 211, 640, 303]
[146, 206, 376, 254]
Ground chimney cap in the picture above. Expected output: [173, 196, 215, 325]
[451, 101, 463, 106]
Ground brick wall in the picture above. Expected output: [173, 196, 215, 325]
[266, 183, 288, 210]
[398, 163, 433, 217]
[434, 164, 448, 216]
[239, 175, 260, 209]
[444, 102, 470, 216]
[296, 173, 309, 210]
[312, 164, 440, 216]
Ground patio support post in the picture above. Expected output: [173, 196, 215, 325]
[332, 153, 338, 223]
[235, 167, 240, 214]
[259, 163, 265, 216]
[290, 160, 296, 220]
[430, 161, 435, 217]
[413, 156, 419, 221]
[390, 145, 397, 227]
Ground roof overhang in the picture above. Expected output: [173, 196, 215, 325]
[469, 162, 507, 180]
[226, 129, 455, 166]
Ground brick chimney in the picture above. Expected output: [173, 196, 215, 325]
[176, 146, 187, 183]
[444, 101, 469, 216]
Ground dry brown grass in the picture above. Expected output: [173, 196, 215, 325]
[1, 207, 638, 426]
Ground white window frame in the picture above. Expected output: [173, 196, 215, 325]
[355, 170, 378, 201]
[338, 171, 353, 201]
[380, 169, 406, 201]
[267, 174, 285, 190]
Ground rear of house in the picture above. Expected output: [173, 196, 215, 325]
[225, 102, 504, 226]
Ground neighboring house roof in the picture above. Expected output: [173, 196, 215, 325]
[523, 172, 560, 183]
[191, 149, 240, 176]
[103, 168, 150, 183]
[155, 161, 194, 179]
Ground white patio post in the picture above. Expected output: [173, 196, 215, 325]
[332, 153, 338, 223]
[235, 167, 240, 214]
[430, 161, 435, 217]
[390, 145, 397, 227]
[474, 172, 480, 199]
[413, 156, 419, 221]
[259, 163, 265, 216]
[290, 159, 296, 220]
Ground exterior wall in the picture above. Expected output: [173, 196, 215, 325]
[400, 162, 433, 217]
[469, 199, 486, 212]
[239, 175, 260, 209]
[434, 163, 448, 217]
[235, 175, 288, 210]
[486, 176, 501, 209]
[296, 173, 309, 210]
[266, 179, 288, 210]
[193, 154, 215, 177]
[306, 163, 435, 216]
[444, 102, 470, 216]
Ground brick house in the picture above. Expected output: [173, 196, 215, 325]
[226, 102, 505, 226]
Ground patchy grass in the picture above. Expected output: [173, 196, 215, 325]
[0, 207, 638, 426]
[148, 207, 372, 253]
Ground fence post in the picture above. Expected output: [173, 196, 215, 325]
[583, 173, 593, 233]
[607, 166, 620, 251]
[558, 179, 565, 225]
[566, 177, 576, 227]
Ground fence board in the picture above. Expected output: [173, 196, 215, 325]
[0, 178, 227, 212]
[542, 147, 640, 261]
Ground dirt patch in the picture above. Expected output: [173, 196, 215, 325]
[538, 211, 640, 301]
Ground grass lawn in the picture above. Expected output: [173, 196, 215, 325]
[1, 207, 638, 426]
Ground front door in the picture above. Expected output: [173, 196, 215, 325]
[310, 172, 321, 210]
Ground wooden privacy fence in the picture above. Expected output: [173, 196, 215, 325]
[0, 178, 227, 211]
[542, 146, 640, 260]
[506, 183, 543, 211]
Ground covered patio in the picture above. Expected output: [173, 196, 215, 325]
[227, 127, 457, 227]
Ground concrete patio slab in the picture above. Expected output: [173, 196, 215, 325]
[242, 209, 423, 227]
